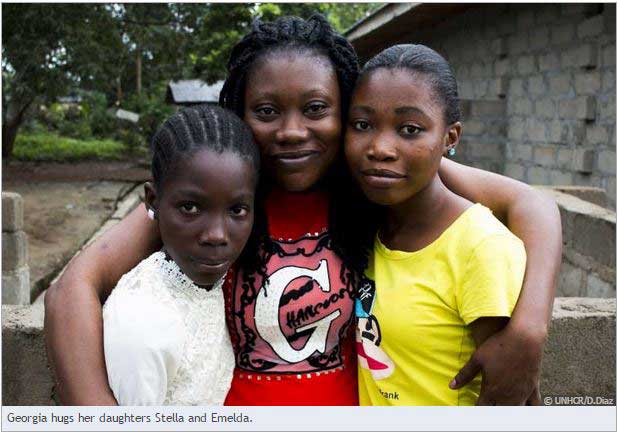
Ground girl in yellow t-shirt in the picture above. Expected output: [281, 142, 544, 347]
[345, 44, 527, 405]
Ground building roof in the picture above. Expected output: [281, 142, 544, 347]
[344, 3, 476, 60]
[166, 79, 224, 105]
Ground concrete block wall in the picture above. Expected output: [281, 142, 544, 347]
[542, 297, 616, 400]
[3, 298, 615, 405]
[2, 305, 53, 405]
[2, 192, 30, 305]
[539, 187, 616, 297]
[392, 4, 616, 207]
[456, 99, 507, 174]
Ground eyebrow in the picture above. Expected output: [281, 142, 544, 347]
[170, 189, 254, 202]
[169, 188, 205, 199]
[394, 106, 427, 116]
[300, 89, 333, 99]
[251, 89, 333, 102]
[350, 105, 376, 114]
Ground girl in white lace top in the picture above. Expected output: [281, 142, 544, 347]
[103, 105, 260, 405]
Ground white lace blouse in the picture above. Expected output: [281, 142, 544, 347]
[102, 251, 234, 405]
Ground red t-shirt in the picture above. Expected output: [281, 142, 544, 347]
[223, 188, 358, 406]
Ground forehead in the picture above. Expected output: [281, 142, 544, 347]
[162, 148, 255, 196]
[353, 68, 443, 117]
[246, 51, 339, 98]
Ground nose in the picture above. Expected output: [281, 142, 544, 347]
[367, 133, 398, 162]
[198, 214, 228, 247]
[275, 112, 310, 145]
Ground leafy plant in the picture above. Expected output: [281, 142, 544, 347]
[13, 132, 129, 161]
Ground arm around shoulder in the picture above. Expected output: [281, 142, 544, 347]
[442, 159, 562, 404]
[439, 157, 561, 336]
[44, 205, 161, 405]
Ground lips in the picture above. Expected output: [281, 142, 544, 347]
[190, 257, 230, 272]
[270, 150, 320, 169]
[273, 150, 319, 160]
[360, 167, 407, 188]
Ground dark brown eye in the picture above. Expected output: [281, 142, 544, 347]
[305, 102, 327, 115]
[400, 125, 422, 136]
[230, 205, 249, 217]
[352, 120, 371, 131]
[255, 105, 278, 119]
[179, 203, 199, 215]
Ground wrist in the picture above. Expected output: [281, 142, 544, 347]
[506, 316, 549, 347]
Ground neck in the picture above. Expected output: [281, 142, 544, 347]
[386, 174, 452, 232]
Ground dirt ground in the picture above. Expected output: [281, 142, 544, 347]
[2, 160, 151, 301]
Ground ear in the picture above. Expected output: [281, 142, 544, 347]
[443, 121, 462, 156]
[144, 182, 158, 219]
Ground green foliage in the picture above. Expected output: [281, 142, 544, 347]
[187, 4, 254, 83]
[2, 4, 118, 104]
[122, 83, 174, 143]
[13, 132, 130, 161]
[58, 119, 92, 139]
[81, 92, 118, 138]
[322, 3, 382, 32]
[36, 102, 91, 139]
[114, 128, 144, 151]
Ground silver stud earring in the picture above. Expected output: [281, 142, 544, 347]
[448, 148, 456, 157]
[147, 209, 156, 220]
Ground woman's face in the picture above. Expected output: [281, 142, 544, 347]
[148, 148, 256, 286]
[345, 68, 456, 206]
[244, 53, 341, 192]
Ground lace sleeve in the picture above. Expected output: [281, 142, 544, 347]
[103, 274, 186, 405]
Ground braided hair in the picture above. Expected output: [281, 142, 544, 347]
[218, 14, 372, 286]
[150, 104, 264, 275]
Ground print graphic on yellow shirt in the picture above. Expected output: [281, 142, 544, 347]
[357, 204, 526, 406]
[356, 280, 394, 380]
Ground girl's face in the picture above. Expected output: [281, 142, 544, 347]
[244, 53, 341, 192]
[345, 68, 459, 206]
[146, 148, 256, 286]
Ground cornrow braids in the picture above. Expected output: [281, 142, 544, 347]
[150, 104, 265, 277]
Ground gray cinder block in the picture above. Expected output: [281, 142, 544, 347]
[2, 231, 28, 271]
[542, 298, 616, 400]
[2, 192, 24, 232]
[2, 267, 30, 305]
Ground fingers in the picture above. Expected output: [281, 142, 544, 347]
[450, 355, 482, 389]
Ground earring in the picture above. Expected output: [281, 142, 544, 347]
[448, 148, 456, 157]
[147, 209, 156, 220]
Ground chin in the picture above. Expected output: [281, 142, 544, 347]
[191, 272, 226, 287]
[276, 174, 321, 192]
[361, 188, 401, 207]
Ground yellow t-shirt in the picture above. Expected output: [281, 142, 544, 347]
[357, 204, 526, 406]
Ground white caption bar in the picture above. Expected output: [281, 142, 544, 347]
[2, 406, 616, 431]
